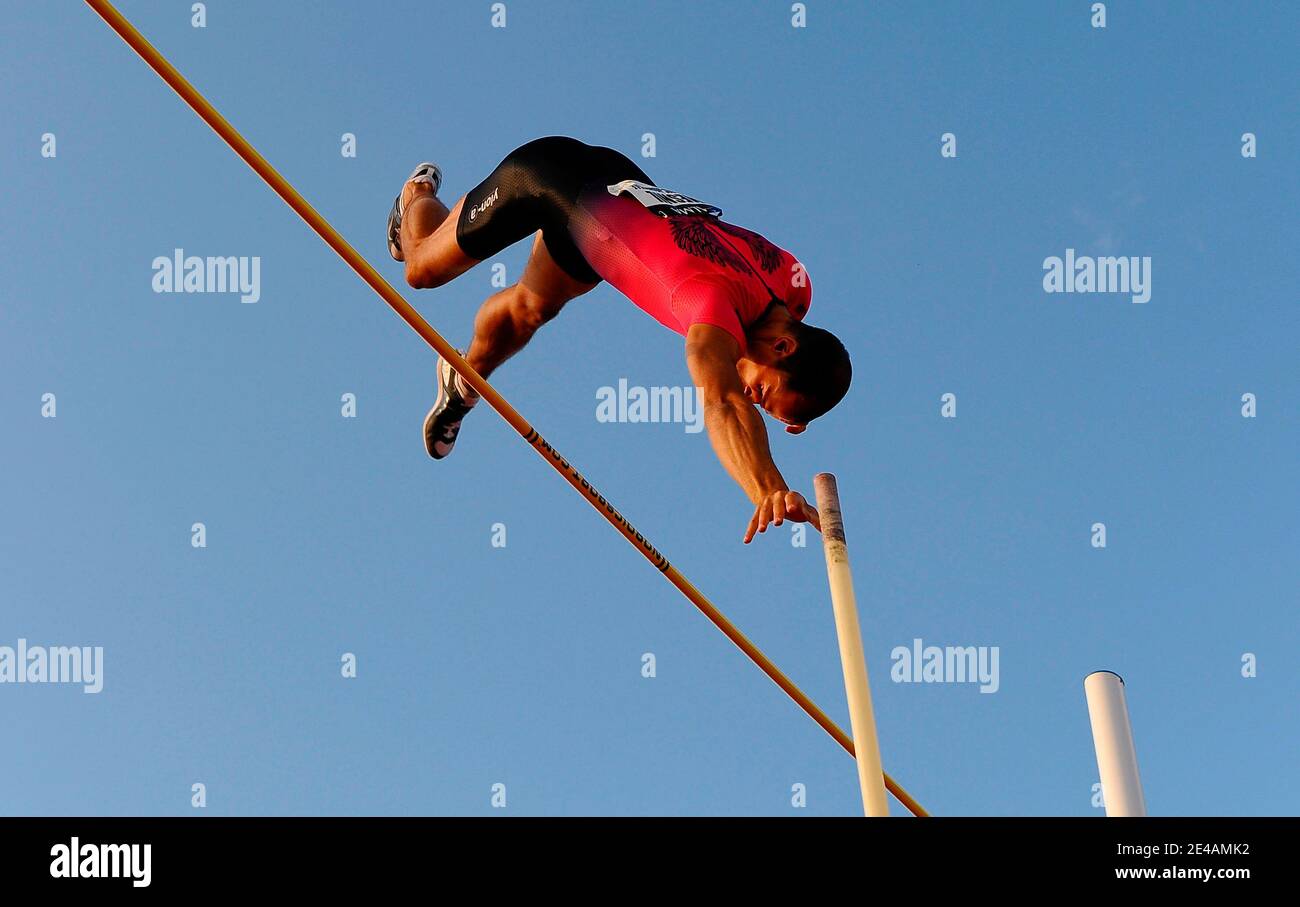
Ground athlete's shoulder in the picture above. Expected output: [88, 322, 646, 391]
[709, 219, 788, 277]
[713, 219, 810, 311]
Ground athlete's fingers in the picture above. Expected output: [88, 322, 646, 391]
[756, 496, 773, 534]
[784, 424, 807, 435]
[772, 494, 786, 527]
[785, 492, 820, 531]
[801, 498, 822, 531]
[744, 503, 762, 544]
[783, 492, 800, 520]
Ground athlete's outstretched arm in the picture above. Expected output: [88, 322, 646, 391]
[685, 324, 820, 543]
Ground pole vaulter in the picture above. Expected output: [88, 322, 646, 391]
[84, 0, 927, 817]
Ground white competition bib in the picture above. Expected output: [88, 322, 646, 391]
[606, 180, 722, 218]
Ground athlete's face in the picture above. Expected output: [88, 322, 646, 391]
[737, 358, 808, 434]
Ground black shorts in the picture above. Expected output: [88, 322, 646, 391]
[455, 136, 652, 284]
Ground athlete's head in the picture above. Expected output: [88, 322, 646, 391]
[737, 318, 852, 432]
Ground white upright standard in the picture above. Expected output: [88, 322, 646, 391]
[1084, 670, 1147, 817]
[814, 473, 890, 817]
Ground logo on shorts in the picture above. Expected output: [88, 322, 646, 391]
[469, 186, 500, 222]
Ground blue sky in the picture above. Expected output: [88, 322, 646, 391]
[2, 1, 1295, 816]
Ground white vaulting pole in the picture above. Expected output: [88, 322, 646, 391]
[1084, 671, 1147, 817]
[814, 473, 890, 817]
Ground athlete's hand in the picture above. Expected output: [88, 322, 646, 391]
[744, 490, 820, 543]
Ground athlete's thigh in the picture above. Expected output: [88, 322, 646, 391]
[412, 195, 479, 286]
[518, 231, 599, 316]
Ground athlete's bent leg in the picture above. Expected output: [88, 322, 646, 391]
[401, 185, 478, 290]
[396, 137, 644, 293]
[466, 231, 598, 378]
[422, 232, 597, 459]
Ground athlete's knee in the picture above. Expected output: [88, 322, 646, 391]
[513, 285, 562, 333]
[405, 258, 451, 290]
